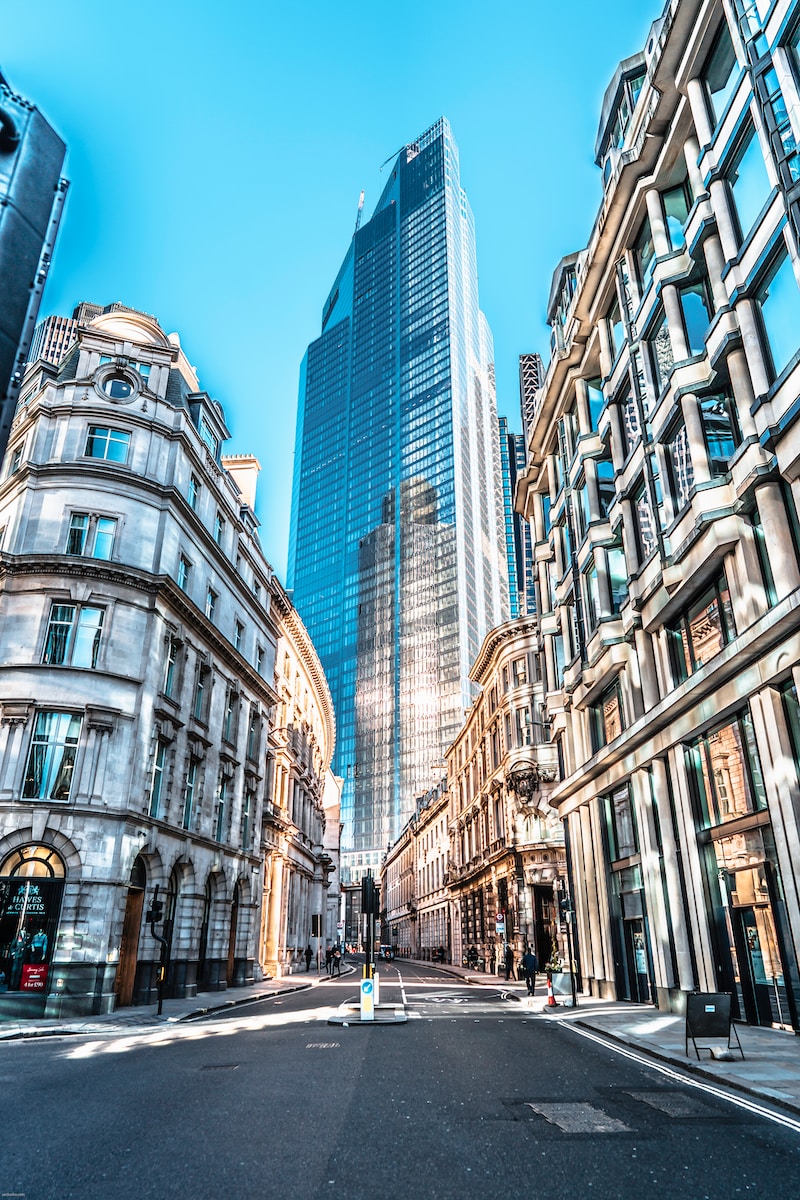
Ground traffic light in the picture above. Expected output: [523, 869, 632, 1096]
[146, 898, 164, 924]
[361, 872, 380, 916]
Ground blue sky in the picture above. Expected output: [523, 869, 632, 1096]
[4, 1, 658, 578]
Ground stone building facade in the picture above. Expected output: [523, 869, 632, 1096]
[446, 618, 564, 973]
[381, 617, 566, 974]
[0, 305, 336, 1016]
[517, 0, 800, 1027]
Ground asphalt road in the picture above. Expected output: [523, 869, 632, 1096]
[2, 959, 800, 1200]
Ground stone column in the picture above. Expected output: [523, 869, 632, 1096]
[648, 759, 696, 994]
[709, 179, 740, 264]
[727, 346, 758, 438]
[663, 284, 689, 362]
[646, 188, 671, 257]
[683, 134, 706, 198]
[756, 480, 800, 598]
[263, 853, 285, 976]
[681, 392, 712, 486]
[686, 77, 713, 148]
[702, 231, 731, 312]
[735, 299, 772, 399]
[634, 628, 661, 712]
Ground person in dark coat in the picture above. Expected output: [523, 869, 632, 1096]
[305, 944, 313, 972]
[521, 948, 538, 995]
[504, 943, 515, 981]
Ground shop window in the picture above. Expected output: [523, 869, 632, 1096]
[84, 425, 130, 463]
[684, 709, 766, 828]
[163, 636, 179, 698]
[22, 711, 81, 802]
[701, 24, 739, 130]
[666, 423, 695, 511]
[634, 482, 657, 561]
[223, 689, 238, 743]
[65, 513, 117, 559]
[620, 389, 641, 457]
[42, 603, 104, 669]
[590, 680, 625, 752]
[177, 554, 192, 592]
[663, 179, 692, 251]
[749, 506, 777, 608]
[182, 759, 198, 830]
[649, 308, 674, 394]
[634, 217, 655, 290]
[700, 392, 740, 474]
[605, 784, 638, 860]
[597, 455, 616, 518]
[607, 297, 625, 362]
[0, 845, 65, 995]
[727, 124, 772, 244]
[574, 475, 591, 541]
[586, 377, 605, 430]
[583, 560, 601, 632]
[150, 738, 167, 818]
[608, 546, 628, 613]
[755, 247, 800, 381]
[667, 572, 735, 683]
[241, 791, 253, 851]
[515, 706, 533, 746]
[680, 279, 714, 355]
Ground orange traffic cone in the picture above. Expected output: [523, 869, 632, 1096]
[546, 973, 558, 1007]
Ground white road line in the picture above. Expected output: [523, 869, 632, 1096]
[565, 1022, 800, 1134]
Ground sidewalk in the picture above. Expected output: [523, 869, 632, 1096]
[0, 964, 352, 1042]
[428, 958, 800, 1117]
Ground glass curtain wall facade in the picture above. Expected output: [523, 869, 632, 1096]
[289, 118, 508, 877]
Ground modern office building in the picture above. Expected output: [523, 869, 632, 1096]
[499, 417, 536, 619]
[517, 0, 800, 1029]
[290, 117, 509, 881]
[0, 68, 68, 461]
[27, 303, 105, 369]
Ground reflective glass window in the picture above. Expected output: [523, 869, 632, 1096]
[22, 712, 81, 802]
[728, 125, 772, 242]
[586, 378, 604, 430]
[757, 248, 800, 379]
[700, 393, 740, 474]
[634, 218, 655, 289]
[650, 309, 674, 393]
[680, 280, 713, 355]
[666, 422, 695, 510]
[606, 785, 638, 859]
[667, 572, 735, 682]
[703, 25, 739, 128]
[608, 546, 628, 613]
[663, 181, 691, 251]
[685, 709, 766, 828]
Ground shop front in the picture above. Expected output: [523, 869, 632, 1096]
[0, 844, 65, 1018]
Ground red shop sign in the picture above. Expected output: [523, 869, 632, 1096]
[20, 964, 49, 992]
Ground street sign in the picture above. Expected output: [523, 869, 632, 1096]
[360, 977, 374, 1022]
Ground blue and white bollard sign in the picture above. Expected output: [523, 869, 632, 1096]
[360, 977, 374, 1022]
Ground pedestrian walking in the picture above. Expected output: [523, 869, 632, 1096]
[325, 945, 333, 974]
[504, 943, 514, 981]
[521, 947, 538, 995]
[305, 944, 313, 972]
[333, 945, 342, 976]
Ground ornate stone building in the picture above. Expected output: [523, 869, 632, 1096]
[446, 617, 564, 972]
[261, 594, 340, 975]
[517, 0, 800, 1026]
[0, 304, 337, 1016]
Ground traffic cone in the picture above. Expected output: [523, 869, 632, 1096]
[546, 973, 558, 1007]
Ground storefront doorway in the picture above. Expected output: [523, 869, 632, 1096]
[114, 857, 146, 1008]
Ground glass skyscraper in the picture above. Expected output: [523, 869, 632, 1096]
[289, 118, 508, 878]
